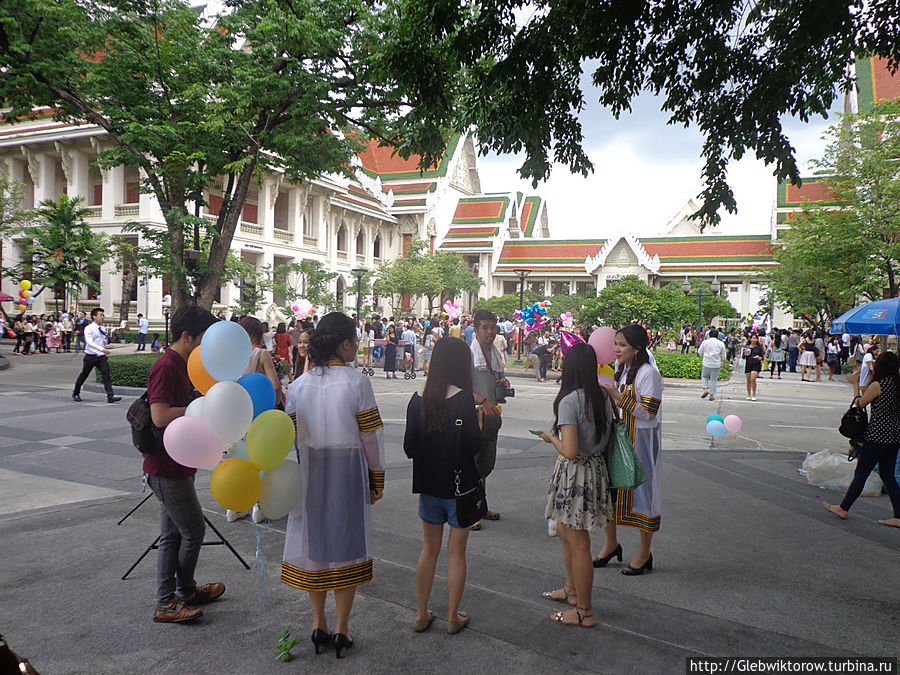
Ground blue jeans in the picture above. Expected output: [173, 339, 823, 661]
[137, 332, 147, 350]
[788, 347, 799, 372]
[700, 366, 721, 397]
[147, 474, 205, 604]
[419, 494, 463, 529]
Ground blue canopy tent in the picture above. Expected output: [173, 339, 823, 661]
[830, 297, 900, 335]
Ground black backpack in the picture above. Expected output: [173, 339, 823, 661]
[838, 398, 868, 440]
[126, 391, 162, 454]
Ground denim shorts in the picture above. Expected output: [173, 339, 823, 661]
[418, 494, 463, 529]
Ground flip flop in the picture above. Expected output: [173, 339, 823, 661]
[413, 610, 434, 633]
[447, 611, 469, 634]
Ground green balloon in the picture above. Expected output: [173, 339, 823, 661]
[246, 410, 296, 471]
[706, 414, 724, 424]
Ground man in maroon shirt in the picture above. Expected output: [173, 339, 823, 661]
[145, 305, 223, 623]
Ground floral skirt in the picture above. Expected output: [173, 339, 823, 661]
[544, 453, 613, 531]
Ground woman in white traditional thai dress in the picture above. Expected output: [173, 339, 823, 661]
[282, 312, 385, 659]
[594, 324, 663, 575]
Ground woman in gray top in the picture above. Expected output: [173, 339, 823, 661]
[538, 342, 614, 628]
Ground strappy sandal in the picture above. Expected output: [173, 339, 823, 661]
[551, 606, 594, 628]
[541, 587, 576, 605]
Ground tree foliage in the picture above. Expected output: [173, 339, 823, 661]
[379, 0, 897, 223]
[767, 103, 900, 325]
[0, 0, 435, 310]
[578, 276, 736, 329]
[373, 239, 481, 314]
[12, 195, 109, 311]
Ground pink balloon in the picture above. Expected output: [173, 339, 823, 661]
[588, 327, 617, 365]
[559, 330, 585, 355]
[163, 415, 224, 469]
[598, 374, 615, 386]
[723, 415, 742, 434]
[291, 304, 300, 312]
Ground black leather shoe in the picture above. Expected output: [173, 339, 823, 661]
[107, 396, 122, 403]
[311, 628, 331, 655]
[622, 554, 653, 576]
[592, 544, 623, 568]
[72, 393, 82, 402]
[332, 633, 353, 659]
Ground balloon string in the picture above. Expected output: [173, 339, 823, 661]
[251, 520, 278, 621]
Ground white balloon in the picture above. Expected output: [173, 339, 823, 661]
[200, 320, 252, 382]
[185, 397, 205, 418]
[202, 381, 254, 444]
[258, 459, 303, 520]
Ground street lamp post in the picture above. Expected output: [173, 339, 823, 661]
[682, 276, 720, 341]
[513, 268, 531, 362]
[351, 267, 367, 323]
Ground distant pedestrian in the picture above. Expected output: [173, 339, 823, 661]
[71, 308, 121, 403]
[136, 313, 149, 351]
[798, 332, 817, 382]
[697, 326, 726, 401]
[743, 334, 764, 400]
[767, 332, 785, 379]
[825, 351, 900, 528]
[787, 329, 801, 372]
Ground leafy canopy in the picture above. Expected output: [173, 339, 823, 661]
[379, 0, 897, 223]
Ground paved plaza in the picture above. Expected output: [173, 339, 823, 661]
[1, 347, 898, 673]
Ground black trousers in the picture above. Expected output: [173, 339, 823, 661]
[73, 354, 114, 397]
[840, 441, 900, 517]
[137, 332, 147, 350]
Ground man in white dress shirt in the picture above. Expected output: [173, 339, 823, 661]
[72, 308, 121, 403]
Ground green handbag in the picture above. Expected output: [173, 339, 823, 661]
[604, 422, 646, 491]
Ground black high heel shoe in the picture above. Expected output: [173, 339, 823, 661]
[621, 554, 653, 576]
[311, 628, 331, 655]
[332, 633, 353, 659]
[592, 544, 623, 568]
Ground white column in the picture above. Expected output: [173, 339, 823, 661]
[138, 168, 163, 222]
[102, 165, 124, 220]
[66, 148, 90, 201]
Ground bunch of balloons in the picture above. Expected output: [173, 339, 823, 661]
[559, 311, 574, 328]
[443, 300, 461, 320]
[515, 302, 551, 333]
[169, 320, 302, 519]
[16, 279, 33, 313]
[706, 414, 742, 437]
[587, 326, 616, 366]
[291, 299, 315, 320]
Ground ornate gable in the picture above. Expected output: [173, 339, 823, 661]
[585, 234, 660, 275]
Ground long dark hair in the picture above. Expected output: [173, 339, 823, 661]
[871, 351, 900, 407]
[293, 328, 314, 375]
[308, 312, 356, 367]
[614, 324, 651, 387]
[552, 343, 609, 443]
[421, 338, 473, 432]
[774, 332, 782, 348]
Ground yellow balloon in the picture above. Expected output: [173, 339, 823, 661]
[210, 458, 261, 512]
[597, 364, 615, 377]
[19, 279, 31, 291]
[246, 409, 296, 471]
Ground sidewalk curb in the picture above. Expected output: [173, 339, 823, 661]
[0, 355, 8, 371]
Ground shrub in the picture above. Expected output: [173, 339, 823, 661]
[652, 351, 730, 380]
[113, 329, 141, 343]
[98, 353, 163, 387]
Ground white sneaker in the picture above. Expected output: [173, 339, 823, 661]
[751, 396, 757, 401]
[547, 519, 558, 537]
[226, 509, 248, 522]
[251, 504, 265, 523]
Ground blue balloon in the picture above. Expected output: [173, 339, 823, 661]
[237, 372, 276, 419]
[706, 413, 724, 424]
[201, 320, 252, 381]
[706, 420, 727, 437]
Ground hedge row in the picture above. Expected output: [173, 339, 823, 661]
[97, 353, 163, 387]
[652, 351, 730, 380]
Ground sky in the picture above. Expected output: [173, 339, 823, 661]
[477, 90, 842, 239]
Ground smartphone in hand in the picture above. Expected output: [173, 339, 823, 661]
[528, 428, 542, 436]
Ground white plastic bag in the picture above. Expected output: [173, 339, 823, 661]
[802, 448, 883, 496]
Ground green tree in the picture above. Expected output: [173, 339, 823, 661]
[110, 235, 142, 325]
[0, 0, 435, 310]
[473, 290, 543, 319]
[380, 1, 894, 223]
[677, 278, 738, 329]
[270, 260, 338, 314]
[0, 177, 32, 310]
[427, 250, 483, 311]
[12, 196, 109, 312]
[579, 276, 659, 328]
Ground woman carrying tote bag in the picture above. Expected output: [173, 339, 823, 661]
[537, 342, 614, 628]
[825, 351, 900, 528]
[403, 338, 484, 635]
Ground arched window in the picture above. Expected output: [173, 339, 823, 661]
[356, 230, 365, 256]
[336, 223, 347, 251]
[336, 276, 345, 307]
[373, 234, 381, 259]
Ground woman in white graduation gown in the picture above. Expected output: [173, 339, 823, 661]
[594, 324, 663, 575]
[282, 312, 385, 658]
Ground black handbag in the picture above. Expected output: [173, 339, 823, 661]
[838, 397, 868, 440]
[452, 413, 487, 527]
[454, 472, 487, 528]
